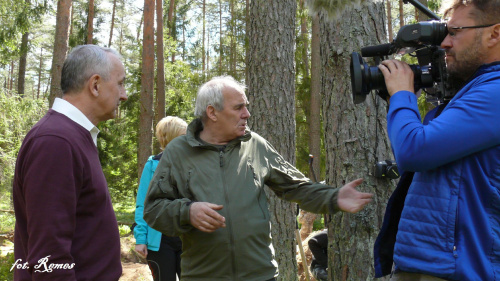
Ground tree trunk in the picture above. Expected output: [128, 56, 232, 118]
[247, 1, 298, 280]
[244, 0, 249, 83]
[18, 31, 29, 98]
[387, 0, 393, 42]
[86, 0, 94, 44]
[309, 13, 321, 182]
[319, 3, 394, 280]
[48, 0, 72, 107]
[109, 0, 117, 47]
[299, 0, 309, 78]
[138, 0, 155, 179]
[154, 0, 166, 155]
[202, 0, 206, 74]
[229, 0, 235, 76]
[399, 0, 404, 27]
[168, 0, 176, 62]
[219, 0, 222, 75]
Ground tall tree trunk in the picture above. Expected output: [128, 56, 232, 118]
[154, 0, 166, 155]
[118, 0, 125, 53]
[168, 0, 176, 62]
[69, 3, 73, 38]
[309, 13, 321, 185]
[18, 31, 29, 98]
[299, 0, 309, 78]
[247, 1, 297, 280]
[139, 0, 155, 179]
[245, 0, 249, 83]
[229, 0, 235, 76]
[219, 0, 222, 75]
[48, 0, 72, 107]
[201, 0, 206, 76]
[86, 0, 94, 44]
[207, 29, 210, 72]
[202, 0, 206, 74]
[109, 0, 117, 47]
[387, 0, 393, 42]
[319, 3, 394, 280]
[399, 0, 404, 27]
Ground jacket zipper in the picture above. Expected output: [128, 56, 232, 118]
[220, 147, 238, 279]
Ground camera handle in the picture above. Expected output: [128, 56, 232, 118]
[403, 0, 440, 20]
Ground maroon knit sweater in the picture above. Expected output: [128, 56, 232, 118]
[13, 110, 121, 281]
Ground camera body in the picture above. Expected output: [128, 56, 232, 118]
[374, 160, 400, 179]
[350, 21, 456, 104]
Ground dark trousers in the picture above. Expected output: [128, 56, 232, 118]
[147, 236, 182, 281]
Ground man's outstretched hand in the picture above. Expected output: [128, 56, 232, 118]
[337, 178, 373, 213]
[190, 202, 226, 233]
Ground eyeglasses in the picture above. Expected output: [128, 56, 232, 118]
[447, 23, 498, 37]
[449, 23, 497, 30]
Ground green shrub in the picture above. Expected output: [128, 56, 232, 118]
[0, 251, 15, 281]
[0, 91, 47, 196]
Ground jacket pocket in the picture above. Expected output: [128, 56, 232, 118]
[248, 161, 268, 220]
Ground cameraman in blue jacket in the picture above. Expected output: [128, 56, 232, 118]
[375, 0, 500, 280]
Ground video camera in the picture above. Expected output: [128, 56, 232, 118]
[350, 0, 456, 105]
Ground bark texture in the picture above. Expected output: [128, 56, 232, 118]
[48, 0, 72, 107]
[319, 3, 394, 280]
[138, 0, 155, 179]
[247, 1, 298, 280]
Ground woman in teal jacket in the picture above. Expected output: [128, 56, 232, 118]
[134, 116, 187, 281]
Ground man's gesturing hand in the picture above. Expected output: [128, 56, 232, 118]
[189, 202, 226, 233]
[337, 178, 373, 213]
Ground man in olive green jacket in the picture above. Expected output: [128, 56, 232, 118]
[143, 76, 373, 281]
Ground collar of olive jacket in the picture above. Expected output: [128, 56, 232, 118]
[186, 118, 252, 150]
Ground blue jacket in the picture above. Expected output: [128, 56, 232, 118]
[374, 62, 500, 280]
[134, 155, 163, 251]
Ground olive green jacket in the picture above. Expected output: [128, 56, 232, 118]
[143, 119, 340, 281]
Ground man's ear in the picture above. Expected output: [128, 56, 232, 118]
[88, 74, 100, 97]
[206, 105, 217, 122]
[486, 24, 500, 48]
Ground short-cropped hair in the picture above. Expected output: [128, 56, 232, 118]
[61, 45, 122, 94]
[441, 0, 500, 25]
[194, 76, 246, 121]
[156, 116, 188, 150]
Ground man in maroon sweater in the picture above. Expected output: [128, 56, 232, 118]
[12, 45, 127, 280]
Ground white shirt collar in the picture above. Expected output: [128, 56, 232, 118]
[52, 97, 100, 146]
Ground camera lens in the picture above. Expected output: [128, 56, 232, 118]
[350, 52, 386, 104]
[350, 52, 434, 104]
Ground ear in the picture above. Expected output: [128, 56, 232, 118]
[206, 105, 217, 122]
[486, 24, 500, 48]
[88, 74, 101, 97]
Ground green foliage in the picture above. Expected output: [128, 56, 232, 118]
[69, 0, 107, 47]
[0, 251, 15, 281]
[0, 91, 47, 196]
[0, 0, 49, 64]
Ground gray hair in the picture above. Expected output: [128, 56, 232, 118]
[194, 76, 247, 121]
[61, 45, 122, 94]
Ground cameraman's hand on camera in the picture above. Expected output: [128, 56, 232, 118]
[337, 178, 373, 213]
[378, 59, 414, 97]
